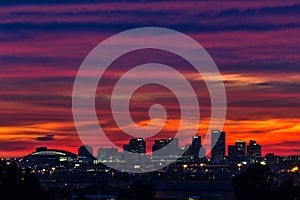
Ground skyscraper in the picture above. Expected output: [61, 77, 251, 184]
[78, 145, 94, 158]
[152, 138, 180, 156]
[235, 140, 246, 157]
[78, 145, 95, 163]
[247, 140, 261, 158]
[191, 136, 201, 159]
[123, 138, 146, 154]
[211, 130, 225, 162]
[152, 139, 169, 156]
[228, 145, 236, 161]
[167, 138, 180, 156]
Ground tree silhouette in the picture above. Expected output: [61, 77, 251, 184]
[274, 179, 300, 200]
[0, 161, 42, 200]
[231, 163, 274, 200]
[117, 180, 157, 200]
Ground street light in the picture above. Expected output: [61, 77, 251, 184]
[237, 163, 242, 171]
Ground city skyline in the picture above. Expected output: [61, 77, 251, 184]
[1, 132, 279, 159]
[0, 1, 300, 158]
[1, 1, 300, 200]
[0, 127, 297, 158]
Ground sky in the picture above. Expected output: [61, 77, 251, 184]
[0, 0, 300, 157]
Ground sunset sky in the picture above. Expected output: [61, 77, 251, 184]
[0, 0, 300, 157]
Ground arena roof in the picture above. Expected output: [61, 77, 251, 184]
[30, 149, 77, 157]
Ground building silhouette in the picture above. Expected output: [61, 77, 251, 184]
[168, 138, 180, 156]
[211, 130, 226, 162]
[97, 147, 119, 161]
[152, 139, 169, 156]
[123, 138, 146, 154]
[78, 145, 94, 158]
[78, 145, 95, 164]
[191, 136, 201, 159]
[235, 140, 246, 158]
[228, 145, 236, 161]
[227, 140, 261, 163]
[247, 140, 261, 158]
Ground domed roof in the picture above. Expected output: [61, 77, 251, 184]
[31, 149, 77, 157]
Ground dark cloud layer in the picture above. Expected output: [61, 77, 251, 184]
[34, 134, 55, 141]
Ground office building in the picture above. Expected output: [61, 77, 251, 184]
[97, 147, 119, 161]
[228, 145, 236, 161]
[123, 138, 146, 154]
[247, 140, 261, 158]
[78, 145, 94, 158]
[235, 140, 246, 157]
[191, 136, 201, 159]
[211, 130, 225, 162]
[152, 139, 169, 156]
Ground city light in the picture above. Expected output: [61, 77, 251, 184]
[260, 161, 267, 166]
[0, 2, 299, 200]
[237, 163, 242, 171]
[291, 166, 299, 172]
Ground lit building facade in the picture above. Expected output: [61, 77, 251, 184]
[23, 147, 77, 167]
[247, 140, 261, 158]
[235, 140, 246, 157]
